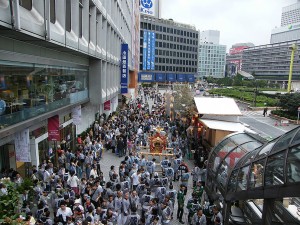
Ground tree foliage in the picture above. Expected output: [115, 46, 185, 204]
[278, 93, 300, 116]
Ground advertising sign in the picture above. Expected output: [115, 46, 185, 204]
[177, 74, 186, 82]
[187, 74, 195, 83]
[72, 105, 81, 125]
[140, 0, 156, 16]
[155, 73, 166, 82]
[139, 72, 154, 82]
[229, 46, 249, 55]
[167, 73, 176, 82]
[150, 32, 156, 70]
[147, 30, 151, 70]
[104, 100, 111, 111]
[14, 128, 31, 162]
[143, 30, 148, 70]
[48, 115, 60, 141]
[121, 43, 129, 94]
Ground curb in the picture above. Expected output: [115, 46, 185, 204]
[269, 113, 299, 125]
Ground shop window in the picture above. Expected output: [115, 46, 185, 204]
[265, 152, 285, 186]
[19, 0, 32, 10]
[287, 145, 300, 183]
[237, 165, 250, 191]
[250, 159, 265, 188]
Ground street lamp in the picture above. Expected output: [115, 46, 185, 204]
[288, 44, 298, 93]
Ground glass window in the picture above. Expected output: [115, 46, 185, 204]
[291, 129, 300, 145]
[0, 61, 88, 129]
[255, 139, 277, 160]
[217, 161, 230, 189]
[228, 169, 238, 192]
[50, 0, 56, 23]
[272, 129, 298, 153]
[237, 165, 250, 191]
[19, 0, 32, 10]
[66, 0, 71, 32]
[249, 159, 265, 188]
[236, 147, 261, 168]
[287, 145, 300, 183]
[230, 133, 256, 145]
[265, 152, 285, 186]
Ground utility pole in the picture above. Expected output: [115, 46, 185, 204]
[288, 44, 297, 93]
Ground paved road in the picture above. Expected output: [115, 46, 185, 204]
[239, 110, 298, 140]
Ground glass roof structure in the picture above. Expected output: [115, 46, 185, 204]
[207, 127, 300, 201]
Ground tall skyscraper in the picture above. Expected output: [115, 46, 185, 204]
[281, 0, 300, 26]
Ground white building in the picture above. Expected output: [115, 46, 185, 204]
[281, 0, 300, 26]
[200, 30, 220, 45]
[271, 22, 300, 44]
[198, 30, 226, 78]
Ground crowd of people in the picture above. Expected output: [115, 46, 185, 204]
[0, 87, 223, 225]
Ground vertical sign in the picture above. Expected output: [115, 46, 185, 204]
[140, 0, 156, 16]
[121, 43, 129, 94]
[151, 32, 156, 70]
[14, 128, 31, 162]
[48, 115, 60, 141]
[147, 30, 151, 70]
[104, 100, 111, 111]
[143, 30, 148, 70]
[72, 105, 82, 125]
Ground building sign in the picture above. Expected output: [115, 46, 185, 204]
[187, 74, 195, 83]
[121, 43, 129, 94]
[151, 32, 156, 70]
[229, 46, 249, 55]
[140, 0, 156, 16]
[104, 100, 111, 111]
[14, 128, 31, 162]
[143, 30, 156, 71]
[48, 115, 60, 141]
[139, 72, 154, 82]
[155, 73, 166, 82]
[72, 105, 81, 125]
[142, 30, 148, 70]
[177, 74, 186, 82]
[167, 73, 176, 82]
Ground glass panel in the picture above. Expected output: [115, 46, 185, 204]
[216, 161, 230, 189]
[249, 159, 265, 188]
[237, 147, 261, 168]
[0, 61, 88, 129]
[287, 145, 300, 183]
[272, 129, 298, 153]
[274, 198, 300, 223]
[291, 129, 300, 145]
[229, 133, 256, 145]
[237, 165, 250, 191]
[228, 169, 238, 192]
[265, 152, 285, 186]
[225, 146, 247, 169]
[255, 140, 277, 160]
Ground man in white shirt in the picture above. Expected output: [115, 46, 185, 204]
[131, 169, 141, 190]
[56, 201, 73, 223]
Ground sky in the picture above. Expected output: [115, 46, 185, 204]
[160, 0, 297, 49]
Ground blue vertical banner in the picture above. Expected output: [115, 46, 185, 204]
[120, 43, 128, 94]
[143, 30, 148, 70]
[147, 30, 151, 70]
[150, 32, 155, 70]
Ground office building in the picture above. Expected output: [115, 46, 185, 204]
[200, 30, 220, 45]
[198, 30, 226, 78]
[271, 22, 300, 44]
[0, 0, 139, 173]
[242, 40, 300, 80]
[139, 15, 198, 83]
[226, 43, 254, 75]
[140, 0, 161, 18]
[281, 0, 300, 26]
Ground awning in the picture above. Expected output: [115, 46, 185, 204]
[194, 97, 242, 116]
[200, 119, 246, 132]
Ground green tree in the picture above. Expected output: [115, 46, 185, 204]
[278, 93, 300, 116]
[233, 74, 244, 86]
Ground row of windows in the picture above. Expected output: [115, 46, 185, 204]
[154, 58, 196, 66]
[151, 49, 197, 59]
[139, 64, 197, 73]
[140, 40, 198, 52]
[140, 31, 198, 45]
[140, 22, 198, 39]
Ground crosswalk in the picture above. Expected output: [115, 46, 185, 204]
[241, 110, 264, 117]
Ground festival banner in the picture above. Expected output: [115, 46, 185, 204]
[72, 105, 82, 125]
[121, 43, 129, 94]
[150, 32, 156, 70]
[14, 128, 31, 162]
[48, 115, 60, 141]
[143, 30, 148, 70]
[104, 100, 111, 111]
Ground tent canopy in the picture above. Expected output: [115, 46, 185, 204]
[200, 119, 246, 132]
[194, 97, 242, 116]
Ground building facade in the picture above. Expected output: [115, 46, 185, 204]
[281, 0, 300, 26]
[199, 30, 220, 45]
[139, 15, 198, 83]
[0, 0, 139, 175]
[242, 40, 300, 81]
[225, 43, 254, 76]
